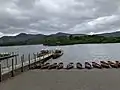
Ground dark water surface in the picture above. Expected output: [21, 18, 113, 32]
[0, 44, 120, 67]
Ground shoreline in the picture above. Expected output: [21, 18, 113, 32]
[0, 42, 120, 47]
[1, 69, 120, 90]
[43, 42, 120, 46]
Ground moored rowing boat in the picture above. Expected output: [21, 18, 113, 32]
[66, 63, 74, 69]
[57, 62, 64, 69]
[108, 61, 118, 68]
[100, 61, 110, 68]
[92, 62, 102, 69]
[76, 62, 83, 69]
[85, 62, 92, 69]
[41, 63, 50, 69]
[48, 63, 58, 69]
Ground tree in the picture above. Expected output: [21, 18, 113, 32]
[74, 36, 80, 40]
[69, 35, 73, 40]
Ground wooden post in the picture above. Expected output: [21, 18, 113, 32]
[33, 53, 36, 62]
[37, 52, 38, 58]
[6, 59, 9, 68]
[28, 54, 31, 69]
[37, 52, 41, 66]
[39, 58, 41, 66]
[0, 61, 2, 82]
[12, 52, 14, 56]
[15, 55, 17, 65]
[23, 54, 24, 62]
[11, 59, 15, 77]
[15, 56, 17, 69]
[21, 55, 24, 72]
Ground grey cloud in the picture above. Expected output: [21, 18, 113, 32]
[15, 0, 35, 9]
[0, 0, 120, 36]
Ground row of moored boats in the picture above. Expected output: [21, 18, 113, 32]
[39, 61, 120, 69]
[0, 52, 11, 57]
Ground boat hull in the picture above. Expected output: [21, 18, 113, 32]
[108, 61, 118, 68]
[76, 63, 83, 69]
[66, 63, 74, 69]
[41, 63, 50, 69]
[85, 62, 92, 69]
[101, 64, 110, 68]
[48, 63, 58, 69]
[57, 63, 64, 69]
[52, 53, 63, 59]
[92, 62, 102, 69]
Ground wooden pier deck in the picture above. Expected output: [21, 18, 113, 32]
[0, 52, 54, 82]
[1, 53, 53, 75]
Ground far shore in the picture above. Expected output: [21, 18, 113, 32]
[0, 42, 120, 47]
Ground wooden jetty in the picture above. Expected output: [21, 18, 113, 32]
[0, 51, 54, 82]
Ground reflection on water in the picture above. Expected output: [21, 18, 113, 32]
[0, 44, 120, 67]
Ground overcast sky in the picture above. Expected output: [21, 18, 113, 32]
[0, 0, 120, 36]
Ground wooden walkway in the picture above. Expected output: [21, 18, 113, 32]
[2, 53, 53, 75]
[0, 52, 53, 82]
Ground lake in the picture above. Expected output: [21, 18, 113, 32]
[0, 43, 120, 67]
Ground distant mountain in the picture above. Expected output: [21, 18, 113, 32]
[97, 31, 120, 37]
[48, 32, 70, 37]
[0, 31, 120, 46]
[50, 32, 85, 37]
[0, 33, 46, 46]
[0, 33, 44, 43]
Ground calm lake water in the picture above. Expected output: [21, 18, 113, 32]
[0, 43, 120, 67]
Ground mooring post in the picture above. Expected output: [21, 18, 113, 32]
[37, 52, 39, 62]
[21, 55, 24, 72]
[12, 52, 14, 56]
[33, 53, 36, 62]
[6, 59, 9, 68]
[28, 53, 31, 69]
[35, 53, 37, 67]
[33, 53, 36, 66]
[11, 59, 15, 77]
[0, 61, 2, 82]
[36, 52, 38, 57]
[15, 55, 17, 69]
[23, 54, 25, 62]
[37, 52, 41, 66]
[15, 55, 17, 65]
